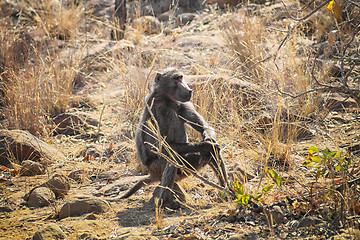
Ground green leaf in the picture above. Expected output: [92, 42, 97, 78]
[335, 165, 341, 172]
[242, 194, 251, 206]
[323, 149, 330, 156]
[233, 181, 240, 192]
[268, 169, 282, 188]
[239, 184, 245, 195]
[221, 189, 226, 198]
[334, 151, 342, 159]
[254, 193, 262, 201]
[262, 185, 274, 193]
[316, 171, 323, 179]
[308, 146, 319, 154]
[310, 155, 322, 164]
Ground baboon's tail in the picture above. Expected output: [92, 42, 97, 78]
[120, 176, 153, 199]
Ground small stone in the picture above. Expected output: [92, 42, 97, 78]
[68, 169, 86, 183]
[269, 205, 285, 224]
[78, 232, 100, 240]
[58, 196, 110, 219]
[297, 216, 324, 228]
[44, 173, 71, 198]
[90, 170, 120, 181]
[132, 16, 162, 35]
[27, 187, 55, 208]
[228, 234, 248, 240]
[32, 223, 66, 240]
[176, 13, 196, 26]
[84, 213, 98, 220]
[158, 11, 171, 22]
[20, 160, 45, 176]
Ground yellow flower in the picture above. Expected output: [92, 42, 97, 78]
[327, 0, 335, 13]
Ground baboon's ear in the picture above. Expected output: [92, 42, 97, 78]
[155, 72, 162, 82]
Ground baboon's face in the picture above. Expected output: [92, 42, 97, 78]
[155, 69, 193, 102]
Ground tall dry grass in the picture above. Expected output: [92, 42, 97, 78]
[0, 9, 83, 136]
[17, 0, 86, 39]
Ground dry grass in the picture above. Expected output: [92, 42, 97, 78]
[0, 18, 82, 136]
[17, 0, 86, 39]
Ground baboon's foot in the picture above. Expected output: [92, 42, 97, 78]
[151, 184, 186, 210]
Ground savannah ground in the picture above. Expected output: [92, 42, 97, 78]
[0, 0, 359, 239]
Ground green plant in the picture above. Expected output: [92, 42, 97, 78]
[304, 146, 351, 180]
[232, 168, 282, 206]
[303, 146, 357, 223]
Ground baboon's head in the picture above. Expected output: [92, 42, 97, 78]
[154, 68, 192, 102]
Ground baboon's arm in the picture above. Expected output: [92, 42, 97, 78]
[135, 107, 152, 165]
[179, 102, 216, 141]
[170, 142, 217, 155]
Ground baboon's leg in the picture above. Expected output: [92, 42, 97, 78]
[156, 162, 177, 208]
[152, 182, 185, 209]
[120, 175, 153, 199]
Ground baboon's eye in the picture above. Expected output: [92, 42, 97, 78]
[174, 76, 182, 82]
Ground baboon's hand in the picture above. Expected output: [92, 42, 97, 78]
[199, 140, 220, 152]
[203, 136, 218, 145]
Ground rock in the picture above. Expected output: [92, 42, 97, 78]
[268, 205, 285, 225]
[68, 169, 86, 183]
[0, 199, 16, 212]
[228, 234, 248, 240]
[25, 173, 70, 201]
[0, 129, 65, 167]
[52, 112, 99, 135]
[176, 13, 197, 26]
[297, 216, 324, 228]
[78, 232, 101, 240]
[158, 11, 172, 22]
[78, 143, 103, 159]
[26, 187, 55, 208]
[20, 160, 45, 176]
[32, 223, 66, 240]
[179, 0, 203, 9]
[58, 196, 111, 219]
[90, 170, 120, 181]
[132, 16, 162, 35]
[44, 173, 71, 198]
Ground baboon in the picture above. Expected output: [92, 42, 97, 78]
[121, 68, 228, 209]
